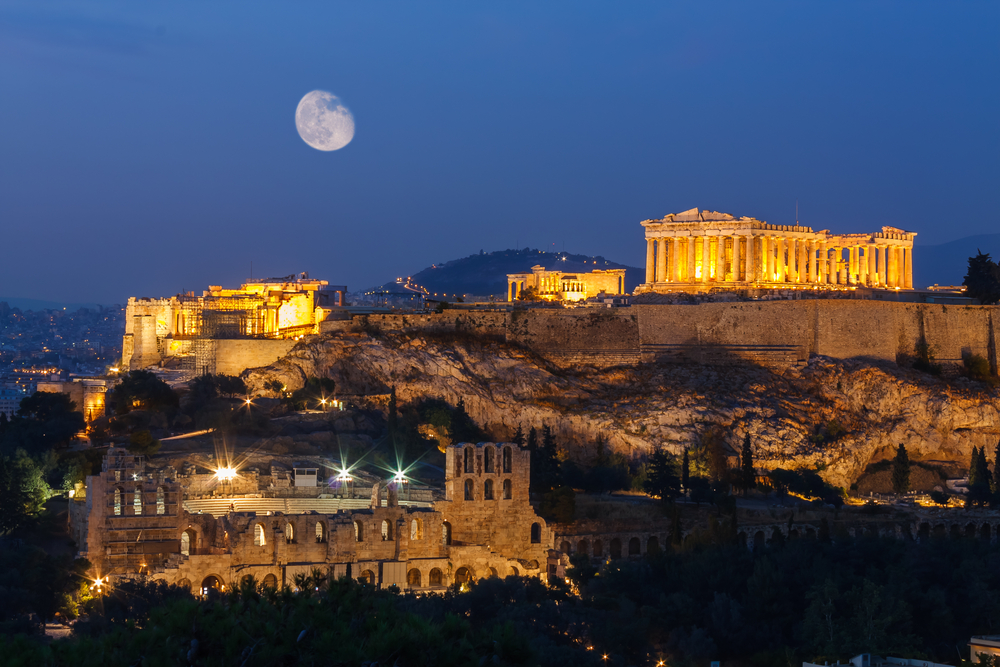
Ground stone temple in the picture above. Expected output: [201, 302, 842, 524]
[636, 208, 916, 293]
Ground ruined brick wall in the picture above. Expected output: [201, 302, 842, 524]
[214, 339, 299, 376]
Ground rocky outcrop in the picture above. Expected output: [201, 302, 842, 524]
[243, 331, 1000, 489]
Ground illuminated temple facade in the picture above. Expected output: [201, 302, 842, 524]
[637, 208, 916, 293]
[507, 265, 627, 302]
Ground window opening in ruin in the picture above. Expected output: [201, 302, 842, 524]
[354, 520, 364, 542]
[115, 470, 121, 482]
[407, 569, 421, 587]
[133, 487, 143, 515]
[484, 447, 494, 473]
[442, 521, 452, 546]
[242, 575, 255, 588]
[578, 539, 589, 555]
[559, 541, 570, 553]
[503, 446, 512, 473]
[201, 575, 223, 596]
[411, 518, 422, 540]
[610, 538, 622, 559]
[315, 522, 325, 543]
[263, 574, 278, 589]
[488, 567, 498, 578]
[484, 479, 494, 500]
[647, 536, 660, 555]
[455, 567, 472, 585]
[181, 530, 191, 556]
[464, 447, 474, 474]
[177, 578, 191, 591]
[285, 523, 295, 543]
[429, 568, 443, 586]
[503, 479, 512, 499]
[359, 570, 374, 584]
[628, 537, 641, 556]
[593, 539, 603, 557]
[381, 519, 392, 541]
[156, 487, 165, 515]
[464, 479, 474, 501]
[530, 522, 541, 544]
[114, 487, 122, 516]
[510, 566, 519, 577]
[254, 523, 266, 546]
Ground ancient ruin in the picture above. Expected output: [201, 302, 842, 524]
[507, 265, 627, 302]
[637, 208, 916, 293]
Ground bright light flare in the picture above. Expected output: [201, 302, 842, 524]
[215, 466, 238, 482]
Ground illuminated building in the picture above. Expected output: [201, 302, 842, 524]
[637, 208, 916, 293]
[507, 265, 627, 302]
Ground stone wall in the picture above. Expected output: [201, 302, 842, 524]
[340, 303, 999, 371]
[214, 339, 299, 376]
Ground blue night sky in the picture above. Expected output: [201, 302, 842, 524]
[1, 1, 998, 304]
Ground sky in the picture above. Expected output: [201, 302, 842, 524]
[1, 1, 998, 304]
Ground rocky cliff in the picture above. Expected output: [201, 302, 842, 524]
[243, 331, 1000, 488]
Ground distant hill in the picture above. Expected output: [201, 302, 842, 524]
[382, 249, 643, 298]
[913, 234, 1000, 289]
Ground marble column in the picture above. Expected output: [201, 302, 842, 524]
[829, 247, 839, 284]
[687, 236, 697, 282]
[787, 239, 797, 282]
[889, 247, 899, 288]
[645, 239, 655, 284]
[859, 246, 868, 286]
[904, 246, 913, 289]
[847, 246, 857, 285]
[656, 238, 668, 283]
[809, 240, 817, 283]
[701, 236, 711, 283]
[798, 240, 807, 284]
[867, 243, 876, 287]
[732, 236, 741, 282]
[776, 237, 786, 282]
[763, 236, 773, 282]
[673, 238, 682, 282]
[746, 236, 756, 282]
[819, 242, 827, 284]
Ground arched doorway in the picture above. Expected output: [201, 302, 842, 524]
[559, 541, 571, 554]
[358, 570, 375, 585]
[429, 568, 443, 586]
[487, 567, 499, 578]
[407, 569, 422, 587]
[454, 567, 473, 586]
[610, 538, 622, 559]
[176, 578, 191, 592]
[628, 537, 641, 556]
[646, 536, 660, 555]
[753, 531, 766, 550]
[262, 574, 278, 589]
[180, 529, 195, 556]
[530, 523, 541, 544]
[593, 539, 603, 558]
[201, 575, 224, 596]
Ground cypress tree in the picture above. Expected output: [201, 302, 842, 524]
[740, 434, 756, 497]
[993, 439, 1000, 500]
[526, 427, 538, 452]
[682, 449, 690, 491]
[969, 446, 981, 488]
[891, 444, 910, 495]
[387, 387, 398, 447]
[980, 447, 992, 492]
[512, 424, 525, 447]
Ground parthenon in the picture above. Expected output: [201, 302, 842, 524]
[636, 208, 916, 293]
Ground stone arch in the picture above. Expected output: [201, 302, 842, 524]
[407, 568, 422, 587]
[559, 540, 571, 554]
[262, 573, 278, 589]
[578, 539, 589, 555]
[932, 524, 946, 539]
[114, 487, 123, 516]
[285, 522, 295, 543]
[593, 539, 603, 558]
[487, 566, 499, 578]
[628, 537, 641, 556]
[503, 446, 513, 473]
[530, 522, 541, 544]
[200, 574, 224, 595]
[647, 535, 660, 555]
[429, 568, 444, 586]
[156, 486, 165, 515]
[381, 519, 392, 541]
[464, 479, 474, 501]
[133, 486, 143, 515]
[982, 523, 992, 541]
[411, 518, 423, 540]
[455, 566, 473, 586]
[241, 574, 255, 588]
[442, 521, 452, 545]
[254, 523, 266, 547]
[464, 446, 474, 474]
[526, 560, 539, 570]
[503, 479, 512, 499]
[176, 578, 191, 592]
[181, 528, 196, 556]
[315, 521, 326, 543]
[510, 565, 520, 577]
[354, 519, 364, 542]
[359, 570, 375, 584]
[484, 446, 495, 473]
[966, 522, 977, 538]
[610, 538, 622, 559]
[484, 479, 494, 500]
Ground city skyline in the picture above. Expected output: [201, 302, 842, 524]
[2, 1, 998, 304]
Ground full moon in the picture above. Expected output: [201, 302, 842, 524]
[295, 90, 355, 151]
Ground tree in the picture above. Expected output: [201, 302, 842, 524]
[512, 424, 525, 447]
[682, 448, 690, 491]
[967, 446, 992, 508]
[110, 370, 178, 414]
[127, 430, 161, 457]
[963, 250, 1000, 305]
[450, 398, 483, 444]
[644, 448, 681, 501]
[0, 452, 49, 535]
[516, 286, 542, 302]
[285, 377, 336, 411]
[529, 425, 562, 494]
[526, 427, 538, 452]
[739, 434, 756, 497]
[5, 392, 85, 451]
[891, 444, 910, 495]
[994, 439, 1000, 499]
[387, 387, 398, 448]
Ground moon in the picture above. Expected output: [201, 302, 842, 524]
[295, 90, 355, 151]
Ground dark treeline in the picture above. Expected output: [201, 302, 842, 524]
[4, 534, 1000, 666]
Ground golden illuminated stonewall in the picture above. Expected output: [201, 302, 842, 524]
[507, 265, 627, 302]
[636, 208, 916, 293]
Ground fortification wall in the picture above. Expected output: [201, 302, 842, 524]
[214, 339, 298, 376]
[325, 302, 1000, 371]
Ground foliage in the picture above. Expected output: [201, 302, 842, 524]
[913, 340, 943, 376]
[516, 286, 542, 301]
[0, 544, 90, 632]
[928, 490, 950, 505]
[892, 444, 910, 495]
[0, 392, 85, 454]
[964, 353, 997, 385]
[643, 448, 681, 501]
[284, 377, 336, 411]
[968, 446, 993, 508]
[434, 300, 451, 313]
[527, 425, 562, 494]
[127, 430, 161, 457]
[109, 370, 178, 415]
[539, 486, 576, 523]
[963, 250, 1000, 305]
[0, 451, 50, 535]
[738, 433, 756, 496]
[766, 468, 841, 502]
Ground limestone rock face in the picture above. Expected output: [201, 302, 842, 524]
[243, 332, 1000, 489]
